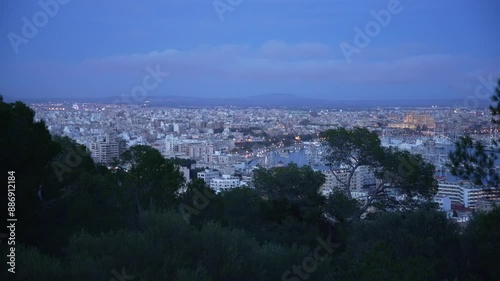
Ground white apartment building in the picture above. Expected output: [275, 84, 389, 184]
[197, 169, 219, 184]
[90, 133, 126, 165]
[165, 136, 179, 155]
[436, 183, 462, 204]
[321, 168, 364, 194]
[436, 182, 500, 208]
[213, 155, 230, 165]
[188, 144, 214, 162]
[210, 175, 241, 192]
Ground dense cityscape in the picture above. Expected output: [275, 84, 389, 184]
[32, 101, 500, 221]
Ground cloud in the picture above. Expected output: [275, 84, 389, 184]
[73, 40, 491, 82]
[7, 40, 499, 99]
[259, 40, 333, 60]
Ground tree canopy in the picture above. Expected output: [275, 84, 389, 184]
[321, 127, 437, 219]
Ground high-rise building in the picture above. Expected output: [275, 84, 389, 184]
[436, 182, 500, 208]
[321, 168, 364, 194]
[188, 144, 214, 162]
[165, 136, 179, 155]
[90, 133, 126, 165]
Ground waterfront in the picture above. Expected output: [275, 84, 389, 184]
[251, 141, 500, 183]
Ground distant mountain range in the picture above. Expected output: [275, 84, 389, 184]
[7, 93, 492, 109]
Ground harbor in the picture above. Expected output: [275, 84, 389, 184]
[249, 137, 499, 183]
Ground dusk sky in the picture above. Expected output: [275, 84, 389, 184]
[1, 0, 499, 101]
